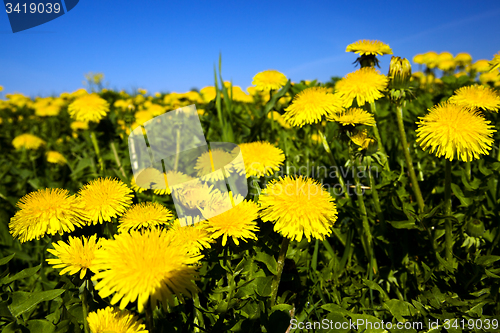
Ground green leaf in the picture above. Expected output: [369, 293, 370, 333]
[254, 252, 277, 275]
[262, 80, 291, 116]
[8, 289, 65, 317]
[27, 319, 56, 333]
[1, 265, 41, 285]
[363, 279, 389, 301]
[383, 299, 414, 322]
[253, 276, 273, 297]
[475, 255, 500, 266]
[321, 303, 351, 317]
[387, 220, 417, 229]
[0, 253, 15, 266]
[450, 183, 472, 207]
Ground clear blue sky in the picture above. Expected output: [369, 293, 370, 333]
[1, 0, 500, 97]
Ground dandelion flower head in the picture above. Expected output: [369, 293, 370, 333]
[68, 93, 109, 122]
[12, 133, 46, 150]
[345, 40, 393, 56]
[259, 176, 338, 242]
[47, 235, 101, 279]
[236, 141, 285, 177]
[489, 52, 500, 72]
[92, 228, 201, 313]
[205, 199, 260, 246]
[46, 151, 67, 165]
[335, 67, 388, 108]
[79, 178, 133, 224]
[118, 202, 174, 233]
[329, 108, 375, 126]
[87, 307, 148, 333]
[9, 188, 85, 243]
[449, 85, 500, 112]
[416, 102, 496, 161]
[252, 70, 288, 92]
[284, 87, 343, 127]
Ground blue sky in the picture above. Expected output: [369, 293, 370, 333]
[1, 0, 500, 97]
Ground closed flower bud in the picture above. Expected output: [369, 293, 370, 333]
[389, 56, 412, 83]
[466, 219, 485, 238]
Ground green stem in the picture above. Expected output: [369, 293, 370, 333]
[367, 160, 385, 225]
[351, 149, 378, 274]
[110, 141, 127, 179]
[444, 159, 453, 262]
[369, 102, 390, 172]
[270, 237, 290, 307]
[145, 301, 154, 332]
[395, 104, 425, 213]
[315, 124, 348, 198]
[465, 161, 471, 182]
[251, 176, 261, 202]
[81, 280, 90, 333]
[90, 131, 104, 175]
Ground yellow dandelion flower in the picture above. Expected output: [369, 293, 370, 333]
[173, 181, 219, 210]
[169, 219, 213, 255]
[87, 307, 147, 333]
[259, 176, 338, 242]
[0, 85, 3, 92]
[490, 52, 500, 72]
[200, 86, 216, 102]
[449, 85, 500, 112]
[92, 228, 201, 313]
[9, 189, 86, 243]
[345, 40, 393, 56]
[195, 149, 235, 181]
[438, 59, 456, 72]
[236, 141, 285, 178]
[231, 86, 254, 103]
[329, 108, 375, 126]
[68, 94, 109, 122]
[335, 67, 388, 108]
[438, 52, 454, 62]
[118, 202, 173, 233]
[35, 105, 60, 117]
[423, 51, 439, 68]
[155, 171, 194, 195]
[454, 52, 473, 66]
[70, 121, 89, 131]
[79, 178, 133, 224]
[350, 129, 375, 151]
[413, 54, 425, 64]
[12, 133, 46, 150]
[133, 168, 194, 195]
[284, 87, 343, 127]
[130, 176, 146, 194]
[267, 111, 291, 129]
[46, 235, 101, 279]
[134, 110, 154, 126]
[46, 151, 67, 165]
[205, 200, 259, 246]
[416, 102, 496, 161]
[472, 59, 490, 73]
[252, 70, 288, 92]
[479, 71, 499, 84]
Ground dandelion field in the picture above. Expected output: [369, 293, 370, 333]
[1, 42, 500, 332]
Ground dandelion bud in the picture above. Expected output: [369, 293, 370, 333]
[388, 57, 413, 103]
[389, 56, 412, 83]
[466, 219, 485, 238]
